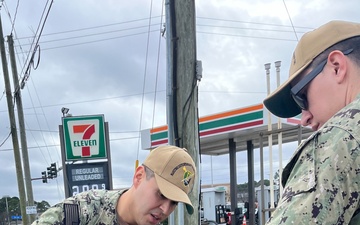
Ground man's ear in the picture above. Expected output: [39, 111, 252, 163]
[328, 50, 348, 83]
[133, 166, 145, 188]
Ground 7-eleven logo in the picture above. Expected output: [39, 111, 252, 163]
[63, 116, 107, 160]
[73, 124, 95, 157]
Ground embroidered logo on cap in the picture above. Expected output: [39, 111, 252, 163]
[182, 166, 194, 187]
[171, 162, 195, 188]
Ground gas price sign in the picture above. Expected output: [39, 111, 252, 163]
[66, 162, 110, 197]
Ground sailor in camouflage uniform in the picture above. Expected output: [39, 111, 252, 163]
[263, 20, 360, 225]
[32, 145, 196, 225]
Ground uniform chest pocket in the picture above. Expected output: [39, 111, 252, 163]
[281, 153, 317, 203]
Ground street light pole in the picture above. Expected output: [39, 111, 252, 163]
[3, 195, 10, 225]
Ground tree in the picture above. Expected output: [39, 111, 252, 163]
[35, 200, 51, 213]
[0, 196, 50, 224]
[0, 196, 21, 224]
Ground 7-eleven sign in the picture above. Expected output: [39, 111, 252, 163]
[62, 115, 107, 161]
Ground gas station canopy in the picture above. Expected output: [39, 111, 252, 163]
[141, 103, 313, 154]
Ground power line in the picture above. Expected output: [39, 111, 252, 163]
[10, 26, 299, 57]
[197, 16, 314, 30]
[0, 131, 11, 147]
[19, 0, 54, 89]
[15, 17, 163, 40]
[8, 16, 312, 55]
[0, 89, 266, 114]
[197, 23, 306, 34]
[0, 136, 140, 152]
[0, 90, 166, 113]
[282, 0, 299, 41]
[151, 0, 165, 131]
[13, 16, 312, 42]
[2, 0, 62, 170]
[15, 24, 161, 47]
[9, 0, 19, 34]
[25, 29, 160, 52]
[197, 30, 297, 42]
[2, 0, 29, 89]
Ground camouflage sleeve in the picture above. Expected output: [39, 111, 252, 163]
[31, 197, 78, 225]
[31, 202, 68, 225]
[266, 127, 360, 225]
[31, 190, 114, 225]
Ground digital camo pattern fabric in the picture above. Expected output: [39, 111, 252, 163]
[32, 189, 126, 225]
[266, 96, 360, 225]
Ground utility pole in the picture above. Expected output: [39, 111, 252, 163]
[8, 34, 36, 224]
[166, 0, 200, 224]
[0, 15, 28, 225]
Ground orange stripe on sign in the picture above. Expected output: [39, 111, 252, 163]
[199, 104, 263, 123]
[73, 125, 90, 133]
[151, 125, 168, 134]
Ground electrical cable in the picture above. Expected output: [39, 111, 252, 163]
[136, 0, 154, 168]
[0, 90, 165, 113]
[19, 0, 53, 90]
[0, 131, 11, 147]
[6, 16, 311, 59]
[0, 136, 140, 152]
[15, 16, 163, 40]
[197, 16, 313, 30]
[169, 0, 179, 147]
[197, 30, 297, 42]
[197, 23, 307, 34]
[31, 29, 160, 52]
[24, 85, 55, 162]
[151, 0, 165, 132]
[2, 0, 30, 91]
[16, 24, 161, 46]
[282, 0, 299, 41]
[9, 0, 19, 35]
[181, 74, 197, 147]
[13, 23, 303, 53]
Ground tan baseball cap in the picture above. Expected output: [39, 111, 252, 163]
[143, 145, 196, 214]
[263, 20, 360, 118]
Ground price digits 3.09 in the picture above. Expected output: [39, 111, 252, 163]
[72, 183, 106, 195]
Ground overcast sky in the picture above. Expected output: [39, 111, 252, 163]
[0, 0, 359, 207]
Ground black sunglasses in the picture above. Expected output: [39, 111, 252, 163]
[290, 48, 354, 110]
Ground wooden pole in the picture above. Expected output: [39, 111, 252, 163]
[171, 0, 200, 224]
[0, 15, 28, 225]
[8, 34, 36, 224]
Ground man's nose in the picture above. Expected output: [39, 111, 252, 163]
[300, 110, 312, 127]
[160, 199, 175, 215]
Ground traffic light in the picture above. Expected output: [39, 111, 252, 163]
[47, 163, 57, 179]
[50, 163, 57, 178]
[41, 171, 47, 183]
[47, 166, 52, 179]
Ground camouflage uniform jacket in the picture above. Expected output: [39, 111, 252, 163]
[32, 189, 127, 225]
[266, 96, 360, 225]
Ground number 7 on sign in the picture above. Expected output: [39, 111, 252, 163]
[73, 124, 95, 157]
